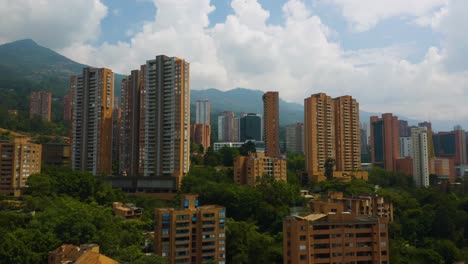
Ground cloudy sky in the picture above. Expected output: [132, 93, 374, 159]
[1, 0, 468, 130]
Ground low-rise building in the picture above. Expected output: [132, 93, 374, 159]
[283, 213, 389, 264]
[48, 244, 118, 264]
[233, 152, 287, 186]
[41, 142, 71, 166]
[112, 202, 143, 220]
[0, 136, 41, 196]
[155, 194, 226, 264]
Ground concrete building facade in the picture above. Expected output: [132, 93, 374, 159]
[155, 194, 226, 264]
[283, 213, 389, 264]
[218, 111, 235, 142]
[233, 152, 287, 186]
[263, 91, 280, 158]
[71, 67, 114, 176]
[399, 137, 412, 158]
[285, 123, 304, 154]
[370, 113, 400, 171]
[412, 127, 430, 187]
[30, 90, 52, 121]
[240, 113, 262, 142]
[433, 129, 467, 166]
[0, 137, 42, 196]
[191, 123, 211, 151]
[143, 56, 190, 188]
[195, 100, 210, 125]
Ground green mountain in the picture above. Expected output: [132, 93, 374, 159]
[191, 88, 304, 126]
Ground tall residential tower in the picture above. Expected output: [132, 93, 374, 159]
[71, 67, 114, 175]
[30, 91, 52, 121]
[263, 91, 280, 158]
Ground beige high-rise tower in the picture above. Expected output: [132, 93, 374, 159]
[304, 93, 335, 175]
[144, 55, 190, 187]
[263, 91, 280, 158]
[71, 67, 114, 176]
[304, 93, 361, 180]
[333, 95, 360, 171]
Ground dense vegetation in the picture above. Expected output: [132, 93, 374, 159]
[1, 154, 468, 263]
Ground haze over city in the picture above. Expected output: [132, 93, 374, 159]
[2, 0, 468, 129]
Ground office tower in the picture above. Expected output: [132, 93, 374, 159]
[360, 123, 368, 154]
[285, 123, 304, 154]
[333, 95, 360, 171]
[72, 67, 114, 176]
[0, 136, 41, 196]
[370, 113, 400, 171]
[304, 93, 335, 175]
[233, 117, 240, 142]
[419, 121, 432, 130]
[399, 137, 412, 158]
[411, 127, 429, 187]
[433, 129, 467, 166]
[191, 123, 211, 151]
[263, 91, 280, 158]
[30, 91, 52, 121]
[398, 120, 410, 137]
[195, 100, 210, 125]
[155, 194, 226, 264]
[120, 70, 142, 176]
[144, 55, 190, 187]
[234, 152, 287, 186]
[218, 111, 235, 142]
[240, 113, 262, 141]
[283, 213, 389, 264]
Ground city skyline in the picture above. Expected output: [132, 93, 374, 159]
[2, 0, 468, 127]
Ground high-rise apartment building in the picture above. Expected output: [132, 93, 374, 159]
[304, 93, 361, 179]
[143, 55, 190, 187]
[430, 157, 455, 183]
[240, 113, 262, 142]
[30, 91, 52, 121]
[218, 111, 235, 142]
[155, 194, 226, 264]
[63, 92, 72, 122]
[333, 95, 360, 171]
[433, 129, 467, 166]
[71, 67, 114, 176]
[398, 120, 410, 137]
[112, 106, 121, 168]
[263, 92, 280, 158]
[120, 70, 142, 176]
[285, 123, 304, 154]
[360, 123, 369, 157]
[370, 113, 400, 171]
[399, 137, 412, 158]
[283, 213, 389, 264]
[304, 93, 335, 176]
[234, 152, 287, 186]
[191, 124, 211, 151]
[0, 137, 41, 196]
[195, 100, 210, 125]
[411, 127, 429, 187]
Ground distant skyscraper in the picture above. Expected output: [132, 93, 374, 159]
[370, 113, 400, 171]
[360, 123, 369, 161]
[411, 127, 429, 187]
[191, 123, 211, 151]
[304, 93, 361, 178]
[333, 95, 360, 171]
[400, 137, 412, 158]
[433, 129, 467, 166]
[30, 91, 52, 121]
[71, 67, 114, 176]
[218, 111, 235, 142]
[120, 70, 142, 176]
[143, 55, 190, 187]
[285, 123, 304, 154]
[240, 113, 262, 141]
[263, 91, 280, 158]
[195, 100, 210, 125]
[63, 90, 72, 122]
[112, 106, 121, 168]
[233, 116, 240, 142]
[304, 93, 335, 175]
[398, 120, 410, 137]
